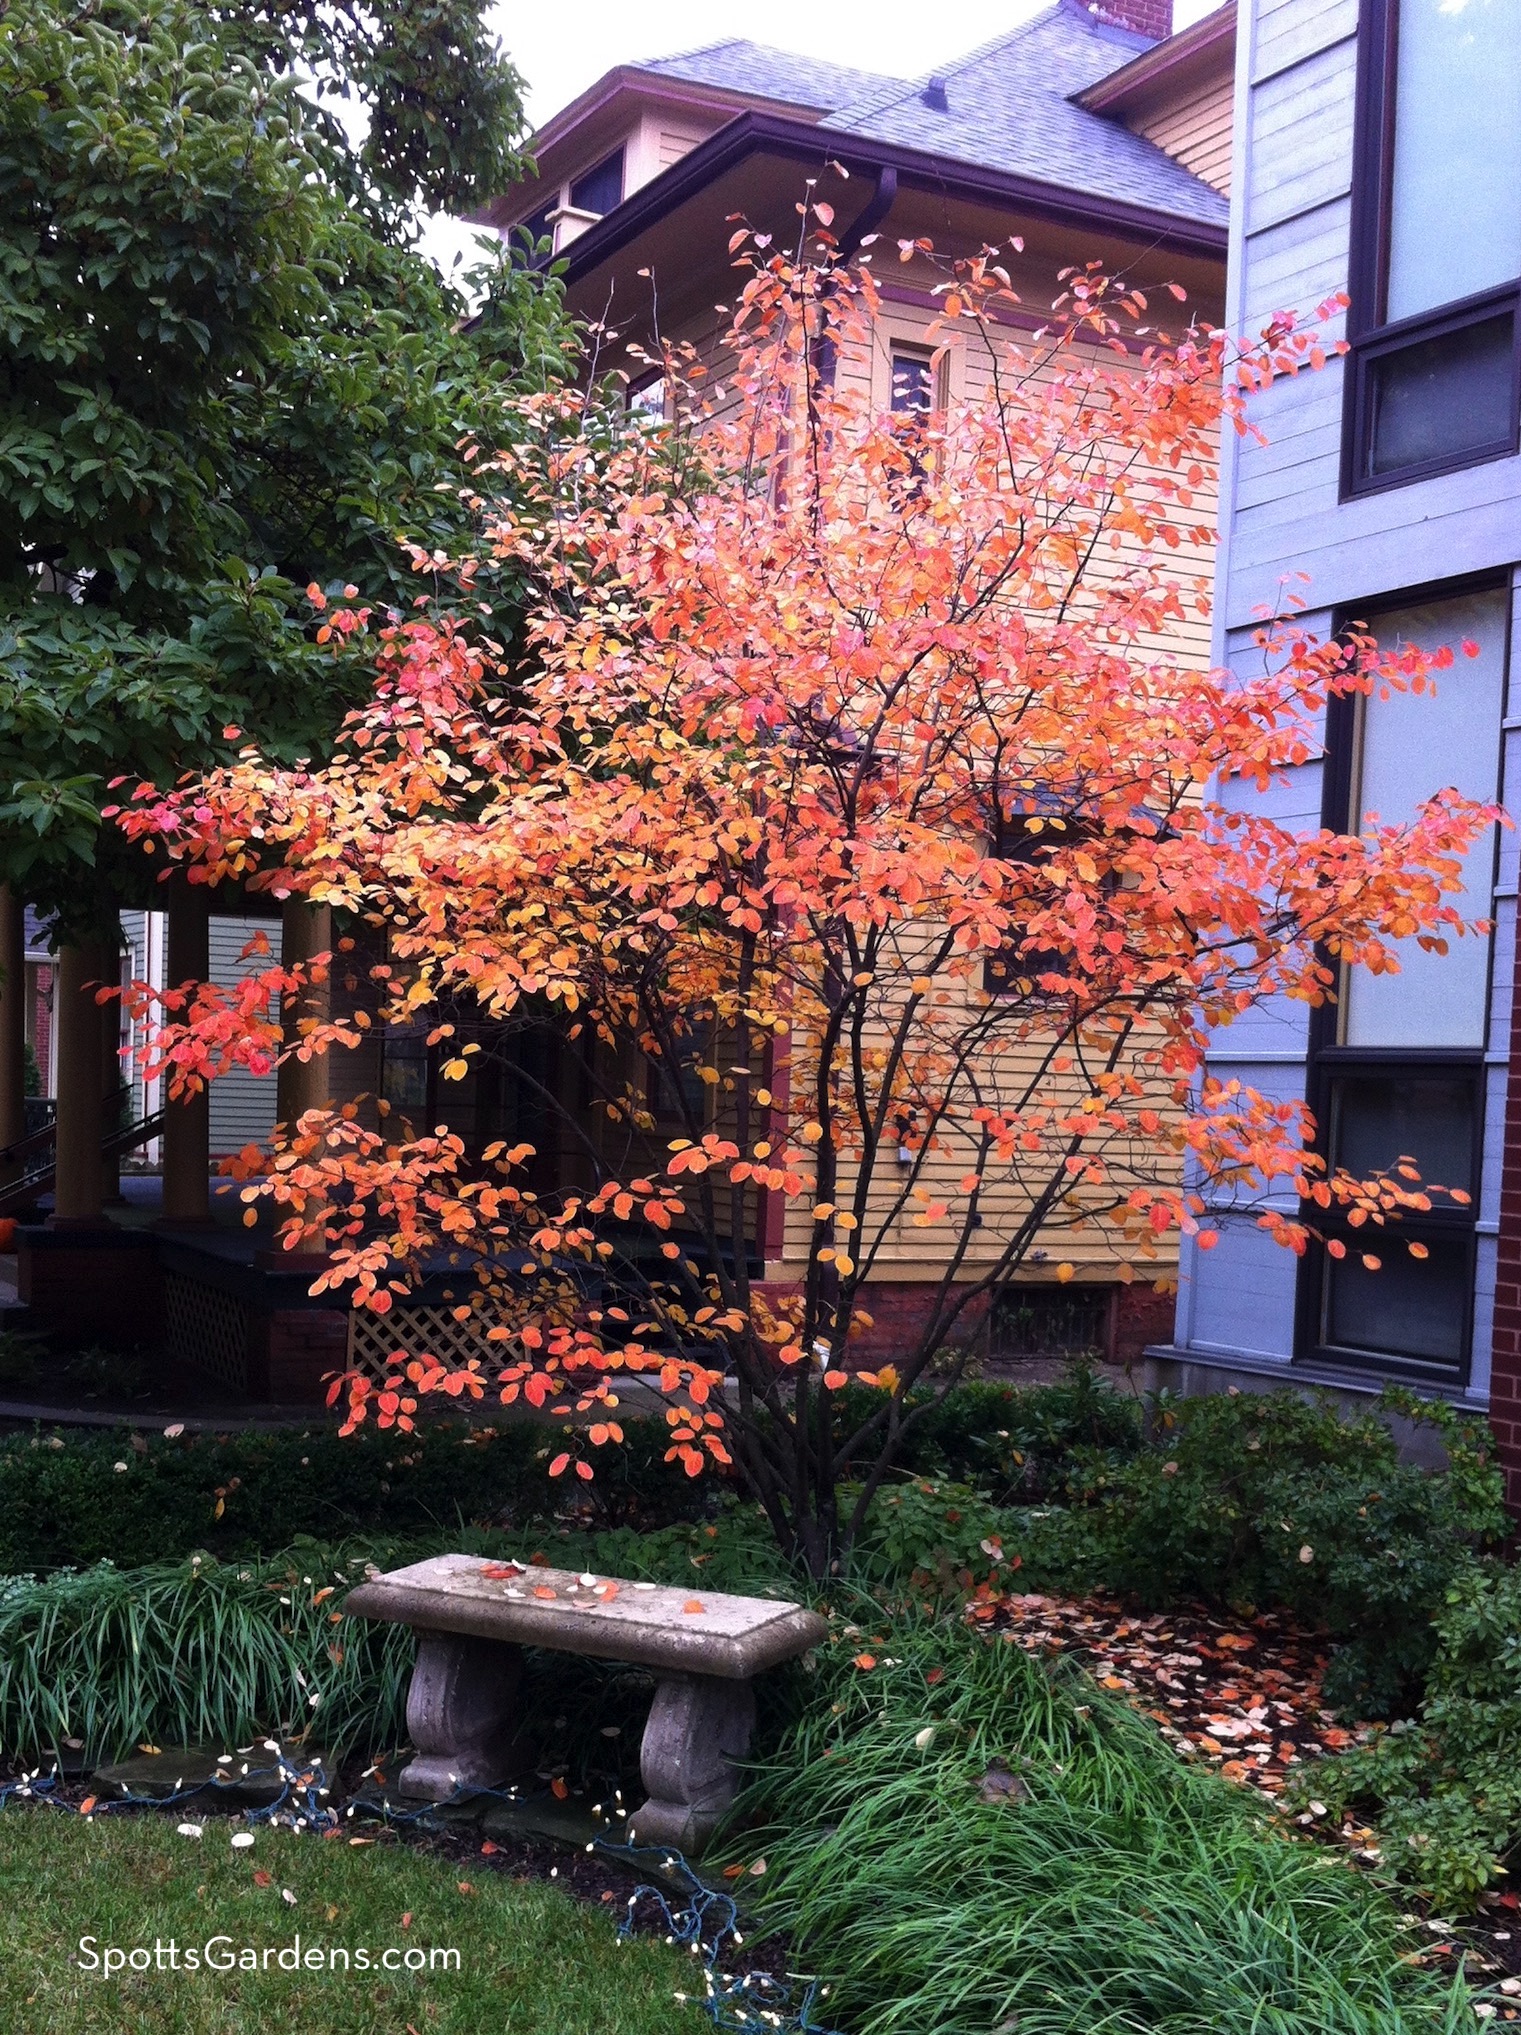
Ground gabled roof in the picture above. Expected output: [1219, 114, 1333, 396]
[821, 0, 1228, 229]
[635, 39, 901, 114]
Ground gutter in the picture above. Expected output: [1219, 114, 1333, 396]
[554, 107, 1228, 286]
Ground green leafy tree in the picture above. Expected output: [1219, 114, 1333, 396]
[0, 0, 569, 925]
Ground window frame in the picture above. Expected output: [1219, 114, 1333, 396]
[1341, 0, 1521, 498]
[1291, 572, 1512, 1382]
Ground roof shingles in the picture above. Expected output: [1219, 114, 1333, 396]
[636, 39, 900, 114]
[820, 3, 1228, 227]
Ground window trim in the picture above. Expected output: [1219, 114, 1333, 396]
[1341, 0, 1521, 497]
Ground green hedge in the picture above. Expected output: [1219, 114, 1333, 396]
[0, 1417, 713, 1572]
[0, 1375, 1133, 1573]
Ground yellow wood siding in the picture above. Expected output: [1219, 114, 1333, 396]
[621, 271, 1219, 1290]
[1129, 72, 1234, 196]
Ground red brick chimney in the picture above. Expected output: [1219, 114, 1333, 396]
[1085, 0, 1174, 37]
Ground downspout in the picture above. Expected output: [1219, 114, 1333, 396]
[814, 165, 899, 391]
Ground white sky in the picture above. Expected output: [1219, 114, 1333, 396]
[420, 0, 1226, 276]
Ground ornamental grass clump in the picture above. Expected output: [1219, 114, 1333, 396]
[0, 1547, 417, 1764]
[736, 1612, 1474, 2035]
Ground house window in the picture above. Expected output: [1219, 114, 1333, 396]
[380, 1030, 431, 1119]
[1344, 0, 1521, 493]
[889, 349, 936, 418]
[983, 814, 1110, 1000]
[1297, 581, 1510, 1382]
[568, 149, 624, 217]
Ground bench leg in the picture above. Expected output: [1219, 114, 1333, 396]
[398, 1629, 529, 1799]
[628, 1672, 755, 1857]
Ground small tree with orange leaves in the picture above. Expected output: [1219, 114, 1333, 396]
[115, 220, 1496, 1574]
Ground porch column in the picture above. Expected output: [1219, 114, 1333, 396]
[276, 899, 333, 1128]
[52, 938, 105, 1226]
[273, 899, 333, 1259]
[100, 936, 124, 1204]
[160, 884, 211, 1227]
[0, 889, 26, 1187]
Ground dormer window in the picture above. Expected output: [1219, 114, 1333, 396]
[510, 200, 557, 266]
[569, 148, 625, 218]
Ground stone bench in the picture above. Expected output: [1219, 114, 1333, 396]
[344, 1552, 826, 1855]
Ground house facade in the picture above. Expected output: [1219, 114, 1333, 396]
[466, 0, 1237, 1370]
[1153, 0, 1521, 1489]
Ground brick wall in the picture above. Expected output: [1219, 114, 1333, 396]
[1112, 1279, 1176, 1367]
[1087, 0, 1173, 39]
[252, 1307, 350, 1404]
[1490, 934, 1521, 1505]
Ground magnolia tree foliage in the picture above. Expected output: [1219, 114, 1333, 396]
[0, 0, 566, 928]
[117, 228, 1496, 1571]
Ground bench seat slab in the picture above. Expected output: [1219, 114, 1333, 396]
[344, 1553, 826, 1679]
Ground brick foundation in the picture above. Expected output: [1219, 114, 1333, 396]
[1111, 1280, 1176, 1367]
[754, 1275, 1173, 1369]
[17, 1225, 163, 1345]
[255, 1306, 350, 1404]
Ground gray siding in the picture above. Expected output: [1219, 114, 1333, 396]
[1223, 0, 1521, 631]
[1176, 0, 1521, 1407]
[207, 916, 279, 1158]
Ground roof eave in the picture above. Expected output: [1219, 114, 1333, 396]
[555, 108, 1228, 284]
[1074, 2, 1236, 117]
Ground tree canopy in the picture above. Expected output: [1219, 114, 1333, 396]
[0, 0, 570, 923]
[116, 230, 1493, 1570]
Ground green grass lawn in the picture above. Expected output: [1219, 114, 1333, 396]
[0, 1811, 710, 2034]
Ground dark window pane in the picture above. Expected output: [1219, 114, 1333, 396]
[1322, 1228, 1469, 1372]
[381, 1035, 429, 1113]
[510, 203, 555, 266]
[1327, 1074, 1475, 1196]
[1366, 313, 1515, 476]
[890, 352, 934, 416]
[569, 150, 623, 215]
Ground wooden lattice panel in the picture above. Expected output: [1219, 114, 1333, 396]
[347, 1303, 496, 1383]
[164, 1272, 249, 1393]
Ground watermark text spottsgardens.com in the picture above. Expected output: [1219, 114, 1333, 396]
[77, 1935, 461, 1977]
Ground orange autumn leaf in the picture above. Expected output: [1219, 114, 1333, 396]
[851, 1653, 878, 1671]
[683, 1599, 707, 1615]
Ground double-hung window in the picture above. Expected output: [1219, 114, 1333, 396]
[1344, 0, 1521, 493]
[1298, 583, 1509, 1382]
